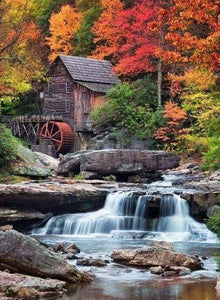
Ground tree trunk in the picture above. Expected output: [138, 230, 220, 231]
[157, 58, 162, 108]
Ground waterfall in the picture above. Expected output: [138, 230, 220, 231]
[152, 194, 217, 242]
[33, 190, 217, 242]
[132, 195, 148, 230]
[34, 191, 148, 235]
[155, 194, 190, 232]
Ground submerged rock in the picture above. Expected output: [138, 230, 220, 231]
[0, 230, 92, 283]
[149, 266, 164, 275]
[162, 271, 177, 277]
[58, 149, 180, 177]
[77, 258, 107, 267]
[0, 271, 65, 299]
[111, 242, 202, 271]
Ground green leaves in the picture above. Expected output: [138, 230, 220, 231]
[0, 124, 20, 167]
[92, 78, 163, 140]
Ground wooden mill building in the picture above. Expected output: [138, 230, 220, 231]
[40, 55, 119, 154]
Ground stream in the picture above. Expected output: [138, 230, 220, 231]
[33, 175, 219, 299]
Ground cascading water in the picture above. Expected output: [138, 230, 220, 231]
[151, 194, 217, 242]
[34, 191, 148, 235]
[154, 194, 190, 232]
[33, 189, 217, 242]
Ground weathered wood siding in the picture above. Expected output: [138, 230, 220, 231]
[44, 60, 74, 121]
[43, 59, 102, 132]
[43, 58, 106, 151]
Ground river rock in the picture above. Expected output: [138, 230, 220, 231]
[168, 266, 191, 273]
[149, 266, 164, 274]
[150, 241, 173, 251]
[0, 208, 46, 224]
[12, 145, 52, 178]
[162, 271, 177, 277]
[0, 230, 91, 283]
[64, 243, 80, 254]
[181, 192, 220, 217]
[0, 271, 65, 299]
[111, 243, 202, 270]
[77, 258, 107, 267]
[34, 151, 59, 171]
[57, 149, 180, 177]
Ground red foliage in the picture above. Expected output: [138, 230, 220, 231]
[92, 0, 160, 76]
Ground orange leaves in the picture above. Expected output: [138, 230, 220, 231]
[92, 0, 123, 60]
[164, 102, 187, 125]
[47, 5, 82, 62]
[154, 102, 188, 144]
[163, 0, 219, 70]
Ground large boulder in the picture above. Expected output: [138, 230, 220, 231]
[11, 145, 57, 178]
[58, 149, 180, 177]
[111, 242, 202, 271]
[0, 181, 108, 215]
[0, 230, 91, 283]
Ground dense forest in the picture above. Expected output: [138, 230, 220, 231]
[0, 0, 219, 170]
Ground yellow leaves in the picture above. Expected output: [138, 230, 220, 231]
[178, 69, 217, 91]
[100, 0, 123, 12]
[0, 0, 45, 98]
[46, 5, 82, 62]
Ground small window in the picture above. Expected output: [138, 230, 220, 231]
[48, 82, 53, 95]
[65, 100, 70, 113]
[66, 82, 71, 93]
[48, 100, 53, 109]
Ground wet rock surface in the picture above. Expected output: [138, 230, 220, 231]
[77, 258, 107, 267]
[57, 149, 180, 177]
[0, 208, 46, 224]
[0, 180, 109, 216]
[0, 271, 65, 299]
[111, 242, 203, 271]
[0, 230, 92, 283]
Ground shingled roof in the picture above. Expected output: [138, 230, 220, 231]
[58, 55, 119, 93]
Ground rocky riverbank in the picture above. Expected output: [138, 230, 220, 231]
[0, 170, 219, 231]
[0, 229, 91, 299]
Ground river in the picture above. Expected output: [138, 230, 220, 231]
[33, 175, 219, 299]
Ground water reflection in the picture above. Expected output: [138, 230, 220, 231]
[63, 279, 218, 300]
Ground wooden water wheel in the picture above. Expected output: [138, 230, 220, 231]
[39, 121, 73, 153]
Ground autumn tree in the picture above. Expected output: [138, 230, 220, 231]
[46, 5, 82, 62]
[92, 0, 171, 107]
[73, 1, 102, 56]
[161, 0, 219, 70]
[154, 102, 188, 148]
[0, 0, 45, 101]
[33, 0, 76, 35]
[92, 0, 124, 60]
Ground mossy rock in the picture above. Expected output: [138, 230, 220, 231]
[11, 145, 51, 178]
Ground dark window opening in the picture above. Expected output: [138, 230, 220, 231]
[49, 101, 53, 109]
[66, 82, 71, 93]
[48, 82, 53, 95]
[65, 100, 70, 113]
